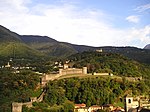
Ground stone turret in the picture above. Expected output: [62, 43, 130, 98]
[12, 102, 22, 112]
[63, 64, 68, 69]
[82, 67, 87, 74]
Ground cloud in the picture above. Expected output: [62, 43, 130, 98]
[0, 0, 31, 13]
[126, 15, 140, 23]
[134, 3, 150, 12]
[0, 0, 150, 48]
[125, 26, 150, 46]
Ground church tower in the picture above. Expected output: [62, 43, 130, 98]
[124, 95, 139, 112]
[124, 96, 133, 112]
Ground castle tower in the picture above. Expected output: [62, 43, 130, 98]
[5, 62, 11, 68]
[12, 102, 22, 112]
[59, 69, 63, 75]
[63, 64, 68, 69]
[82, 67, 87, 74]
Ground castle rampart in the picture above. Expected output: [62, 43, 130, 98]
[41, 66, 87, 86]
[12, 91, 45, 112]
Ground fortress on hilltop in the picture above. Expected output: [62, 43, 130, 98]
[41, 64, 87, 86]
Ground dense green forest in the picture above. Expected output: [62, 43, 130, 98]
[68, 51, 150, 78]
[0, 57, 57, 112]
[0, 69, 41, 112]
[24, 77, 150, 112]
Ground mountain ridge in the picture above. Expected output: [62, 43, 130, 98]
[0, 25, 21, 42]
[144, 44, 150, 49]
[0, 25, 150, 64]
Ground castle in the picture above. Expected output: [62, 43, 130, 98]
[41, 64, 87, 86]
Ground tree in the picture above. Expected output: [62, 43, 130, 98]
[63, 100, 74, 112]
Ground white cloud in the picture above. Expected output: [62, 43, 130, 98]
[0, 0, 30, 13]
[134, 3, 150, 12]
[126, 15, 140, 23]
[125, 26, 150, 47]
[0, 0, 150, 48]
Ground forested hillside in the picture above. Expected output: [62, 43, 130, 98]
[68, 51, 150, 78]
[0, 70, 41, 112]
[24, 77, 150, 111]
[23, 51, 150, 111]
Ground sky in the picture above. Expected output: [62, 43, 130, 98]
[0, 0, 150, 48]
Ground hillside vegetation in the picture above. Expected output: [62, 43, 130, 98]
[0, 70, 41, 112]
[68, 51, 150, 78]
[0, 51, 150, 112]
[25, 77, 150, 111]
[0, 42, 44, 58]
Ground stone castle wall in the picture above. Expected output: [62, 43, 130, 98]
[41, 67, 87, 86]
[12, 91, 45, 112]
[92, 73, 110, 76]
[59, 67, 87, 75]
[125, 77, 142, 82]
[59, 68, 82, 75]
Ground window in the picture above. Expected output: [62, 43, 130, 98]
[128, 99, 131, 103]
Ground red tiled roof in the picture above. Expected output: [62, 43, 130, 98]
[75, 103, 86, 108]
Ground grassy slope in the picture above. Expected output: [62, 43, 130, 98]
[0, 42, 45, 58]
[25, 42, 77, 58]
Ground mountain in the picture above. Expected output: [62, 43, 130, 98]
[0, 25, 45, 58]
[0, 25, 21, 42]
[0, 42, 45, 58]
[96, 46, 150, 65]
[144, 44, 150, 49]
[19, 35, 150, 64]
[0, 25, 150, 64]
[20, 35, 77, 58]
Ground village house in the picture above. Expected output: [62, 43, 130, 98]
[74, 104, 88, 112]
[75, 104, 86, 108]
[88, 105, 103, 112]
[74, 104, 115, 112]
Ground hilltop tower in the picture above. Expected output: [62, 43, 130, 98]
[82, 67, 87, 74]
